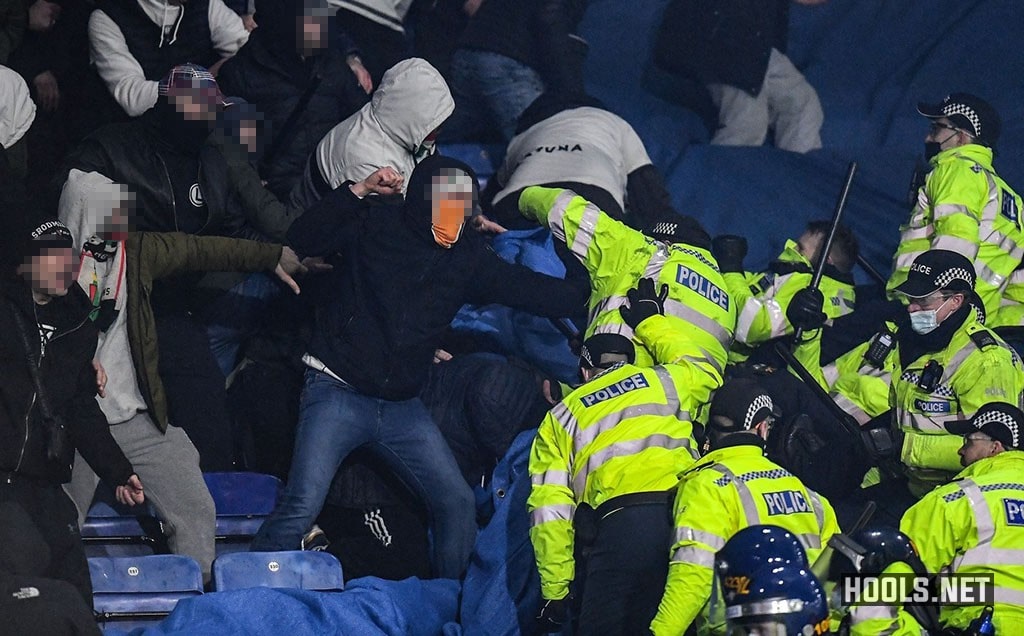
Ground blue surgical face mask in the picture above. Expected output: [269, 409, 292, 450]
[909, 297, 951, 334]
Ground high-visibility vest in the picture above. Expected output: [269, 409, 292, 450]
[887, 143, 1024, 321]
[650, 443, 839, 636]
[519, 186, 736, 377]
[901, 451, 1024, 632]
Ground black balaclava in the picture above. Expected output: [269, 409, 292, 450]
[144, 94, 215, 155]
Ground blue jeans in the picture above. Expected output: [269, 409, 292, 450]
[251, 369, 476, 579]
[203, 272, 283, 376]
[442, 49, 545, 143]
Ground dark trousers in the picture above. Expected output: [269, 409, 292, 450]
[0, 572, 100, 636]
[0, 481, 93, 606]
[576, 500, 672, 635]
[156, 311, 235, 470]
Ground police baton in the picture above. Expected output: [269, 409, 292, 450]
[793, 161, 858, 343]
[856, 254, 888, 288]
[771, 341, 864, 443]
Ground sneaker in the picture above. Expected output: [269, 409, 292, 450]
[301, 524, 330, 551]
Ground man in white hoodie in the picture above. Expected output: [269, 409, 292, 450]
[287, 57, 454, 210]
[89, 0, 249, 118]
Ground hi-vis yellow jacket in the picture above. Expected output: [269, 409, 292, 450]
[795, 312, 1024, 496]
[725, 239, 855, 363]
[901, 451, 1024, 632]
[887, 144, 1024, 322]
[526, 314, 720, 602]
[649, 442, 839, 636]
[519, 186, 736, 376]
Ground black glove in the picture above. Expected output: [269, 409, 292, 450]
[619, 277, 669, 330]
[711, 234, 748, 273]
[786, 288, 827, 332]
[535, 598, 569, 632]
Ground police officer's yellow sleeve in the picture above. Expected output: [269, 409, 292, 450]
[953, 347, 1024, 417]
[650, 474, 734, 636]
[526, 412, 578, 601]
[518, 186, 645, 290]
[900, 486, 965, 576]
[635, 314, 722, 382]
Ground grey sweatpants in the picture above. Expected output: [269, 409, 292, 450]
[708, 48, 824, 153]
[64, 413, 216, 581]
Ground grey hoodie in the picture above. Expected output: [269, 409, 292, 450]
[314, 57, 454, 194]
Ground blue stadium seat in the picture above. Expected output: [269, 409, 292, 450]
[211, 550, 344, 592]
[89, 555, 203, 629]
[81, 498, 168, 555]
[203, 472, 282, 549]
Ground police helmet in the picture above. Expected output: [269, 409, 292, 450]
[716, 560, 829, 635]
[828, 526, 927, 578]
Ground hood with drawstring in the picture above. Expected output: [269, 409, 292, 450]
[314, 57, 455, 193]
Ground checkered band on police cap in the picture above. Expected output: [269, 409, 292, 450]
[918, 92, 1001, 146]
[892, 249, 975, 298]
[947, 402, 1024, 450]
[650, 221, 678, 237]
[709, 379, 779, 431]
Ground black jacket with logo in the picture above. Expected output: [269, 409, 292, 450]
[0, 276, 133, 486]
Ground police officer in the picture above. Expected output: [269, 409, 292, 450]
[649, 378, 839, 636]
[887, 92, 1024, 325]
[790, 249, 1024, 525]
[528, 278, 720, 635]
[714, 525, 831, 636]
[518, 185, 736, 375]
[712, 220, 858, 364]
[900, 402, 1024, 632]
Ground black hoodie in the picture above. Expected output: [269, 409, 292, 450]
[287, 154, 589, 400]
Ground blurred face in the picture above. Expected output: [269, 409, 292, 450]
[959, 433, 999, 467]
[170, 88, 220, 122]
[298, 15, 328, 54]
[20, 247, 75, 300]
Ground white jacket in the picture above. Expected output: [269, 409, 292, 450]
[328, 0, 413, 33]
[89, 0, 249, 117]
[314, 57, 454, 193]
[0, 65, 35, 149]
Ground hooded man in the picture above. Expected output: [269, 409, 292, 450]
[58, 169, 302, 583]
[216, 0, 369, 199]
[253, 154, 588, 579]
[88, 0, 249, 118]
[287, 56, 454, 211]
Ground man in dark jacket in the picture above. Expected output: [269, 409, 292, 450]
[443, 0, 589, 143]
[55, 63, 292, 242]
[252, 154, 588, 579]
[217, 0, 368, 200]
[0, 213, 144, 604]
[653, 0, 825, 153]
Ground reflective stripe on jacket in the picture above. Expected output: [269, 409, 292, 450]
[725, 239, 855, 361]
[887, 144, 1024, 320]
[526, 315, 718, 601]
[519, 186, 736, 375]
[649, 442, 839, 636]
[901, 451, 1024, 632]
